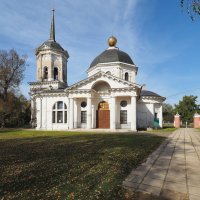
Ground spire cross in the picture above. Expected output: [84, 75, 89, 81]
[50, 8, 55, 42]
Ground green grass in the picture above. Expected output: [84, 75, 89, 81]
[0, 130, 171, 200]
[148, 127, 177, 133]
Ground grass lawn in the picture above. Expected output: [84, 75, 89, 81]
[148, 127, 177, 135]
[0, 129, 173, 200]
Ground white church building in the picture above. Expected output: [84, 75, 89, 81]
[29, 10, 165, 131]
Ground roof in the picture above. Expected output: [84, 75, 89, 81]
[89, 47, 134, 69]
[141, 90, 162, 97]
[35, 40, 69, 58]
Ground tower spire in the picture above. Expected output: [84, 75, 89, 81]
[50, 8, 55, 41]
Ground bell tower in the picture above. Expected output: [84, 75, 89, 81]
[35, 9, 69, 89]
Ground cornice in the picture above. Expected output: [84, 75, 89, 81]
[140, 96, 166, 102]
[87, 61, 137, 72]
[66, 71, 141, 91]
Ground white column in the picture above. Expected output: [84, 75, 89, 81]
[131, 96, 137, 131]
[69, 98, 74, 129]
[159, 104, 163, 128]
[87, 97, 92, 129]
[74, 99, 78, 128]
[91, 104, 95, 128]
[39, 97, 42, 129]
[110, 96, 116, 129]
[66, 98, 69, 129]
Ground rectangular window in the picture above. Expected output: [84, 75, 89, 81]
[52, 111, 55, 123]
[120, 110, 127, 124]
[57, 111, 63, 123]
[64, 111, 67, 123]
[81, 111, 87, 123]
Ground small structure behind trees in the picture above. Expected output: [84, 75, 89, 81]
[164, 95, 200, 128]
[174, 95, 200, 124]
[0, 49, 30, 128]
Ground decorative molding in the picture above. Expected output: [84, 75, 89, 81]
[66, 71, 141, 91]
[87, 61, 137, 73]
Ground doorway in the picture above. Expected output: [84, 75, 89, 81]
[96, 101, 110, 128]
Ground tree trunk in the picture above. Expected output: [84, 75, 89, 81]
[4, 87, 8, 101]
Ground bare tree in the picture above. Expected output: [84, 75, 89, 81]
[181, 0, 200, 20]
[0, 49, 27, 100]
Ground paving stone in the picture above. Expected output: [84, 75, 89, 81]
[123, 181, 139, 189]
[123, 128, 200, 199]
[163, 181, 187, 194]
[165, 173, 186, 182]
[142, 177, 164, 188]
[189, 194, 200, 200]
[188, 185, 200, 196]
[138, 184, 162, 196]
[160, 189, 188, 200]
[187, 174, 200, 181]
[146, 171, 166, 180]
[154, 159, 171, 166]
[167, 166, 185, 174]
[128, 175, 143, 183]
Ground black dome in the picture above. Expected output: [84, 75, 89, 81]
[89, 48, 134, 69]
[141, 90, 161, 97]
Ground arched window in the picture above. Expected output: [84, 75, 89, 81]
[52, 101, 67, 123]
[44, 67, 48, 80]
[125, 72, 129, 81]
[54, 67, 58, 80]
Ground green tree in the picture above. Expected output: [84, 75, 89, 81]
[175, 95, 200, 123]
[0, 92, 31, 128]
[181, 0, 200, 20]
[163, 103, 175, 123]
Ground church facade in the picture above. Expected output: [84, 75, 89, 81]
[29, 11, 165, 131]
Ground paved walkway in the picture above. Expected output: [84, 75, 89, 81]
[123, 128, 200, 200]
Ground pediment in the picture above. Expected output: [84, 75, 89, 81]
[66, 71, 141, 91]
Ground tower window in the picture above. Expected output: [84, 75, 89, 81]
[44, 67, 48, 80]
[52, 101, 67, 123]
[125, 72, 129, 81]
[54, 67, 58, 80]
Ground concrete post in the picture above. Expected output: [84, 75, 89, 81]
[194, 113, 200, 128]
[174, 113, 181, 128]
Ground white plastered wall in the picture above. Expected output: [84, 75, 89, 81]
[87, 63, 137, 83]
[36, 96, 69, 130]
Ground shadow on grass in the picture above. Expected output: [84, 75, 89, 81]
[0, 131, 170, 200]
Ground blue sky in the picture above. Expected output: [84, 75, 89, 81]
[0, 0, 200, 105]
